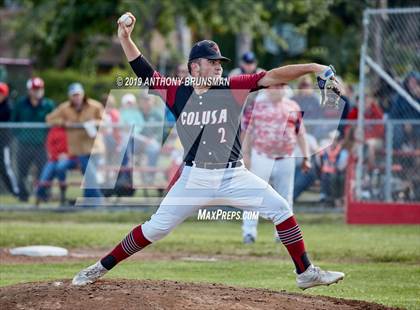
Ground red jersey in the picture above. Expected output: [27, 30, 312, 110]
[46, 127, 69, 161]
[347, 101, 384, 139]
[242, 94, 305, 158]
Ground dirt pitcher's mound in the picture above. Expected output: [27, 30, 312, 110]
[0, 279, 396, 310]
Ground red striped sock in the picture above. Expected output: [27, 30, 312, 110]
[100, 225, 151, 270]
[276, 216, 311, 274]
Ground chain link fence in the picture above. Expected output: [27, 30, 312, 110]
[1, 6, 419, 208]
[0, 122, 181, 207]
[352, 119, 420, 203]
[356, 7, 420, 202]
[1, 117, 418, 209]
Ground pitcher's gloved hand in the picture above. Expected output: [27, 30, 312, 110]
[317, 65, 342, 108]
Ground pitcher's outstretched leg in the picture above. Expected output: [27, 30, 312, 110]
[72, 224, 151, 286]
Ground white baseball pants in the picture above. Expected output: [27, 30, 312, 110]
[141, 163, 293, 242]
[242, 149, 296, 239]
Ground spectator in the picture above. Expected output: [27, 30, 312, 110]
[229, 52, 265, 130]
[293, 75, 346, 140]
[166, 134, 184, 189]
[389, 71, 420, 149]
[344, 83, 355, 103]
[241, 84, 311, 244]
[374, 72, 399, 114]
[119, 93, 163, 185]
[101, 93, 120, 136]
[46, 83, 105, 205]
[319, 130, 352, 207]
[100, 93, 138, 198]
[11, 77, 55, 202]
[174, 63, 189, 79]
[164, 64, 187, 188]
[101, 94, 121, 167]
[120, 93, 144, 138]
[347, 95, 384, 169]
[396, 121, 419, 202]
[162, 63, 188, 140]
[293, 133, 320, 201]
[139, 94, 163, 141]
[35, 127, 73, 206]
[119, 93, 144, 165]
[411, 148, 420, 201]
[335, 79, 352, 138]
[0, 82, 19, 197]
[291, 76, 320, 118]
[137, 94, 164, 184]
[229, 51, 264, 76]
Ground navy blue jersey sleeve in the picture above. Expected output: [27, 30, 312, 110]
[129, 55, 179, 110]
[129, 55, 155, 80]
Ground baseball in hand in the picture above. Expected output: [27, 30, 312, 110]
[119, 13, 133, 27]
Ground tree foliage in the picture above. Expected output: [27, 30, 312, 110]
[6, 0, 340, 72]
[9, 1, 119, 72]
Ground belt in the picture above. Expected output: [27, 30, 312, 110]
[256, 151, 284, 161]
[274, 156, 285, 160]
[185, 160, 243, 169]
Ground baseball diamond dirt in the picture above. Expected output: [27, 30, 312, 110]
[0, 279, 398, 310]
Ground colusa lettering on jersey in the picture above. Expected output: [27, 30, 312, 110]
[180, 109, 227, 126]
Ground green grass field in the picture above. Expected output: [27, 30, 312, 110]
[1, 211, 419, 309]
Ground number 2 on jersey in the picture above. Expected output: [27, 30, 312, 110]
[218, 127, 227, 143]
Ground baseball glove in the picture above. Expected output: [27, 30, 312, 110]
[317, 65, 342, 109]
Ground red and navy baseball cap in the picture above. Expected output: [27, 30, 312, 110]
[188, 40, 230, 62]
[26, 77, 45, 90]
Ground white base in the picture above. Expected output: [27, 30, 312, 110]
[9, 245, 68, 257]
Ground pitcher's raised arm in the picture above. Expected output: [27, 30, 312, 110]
[117, 12, 141, 61]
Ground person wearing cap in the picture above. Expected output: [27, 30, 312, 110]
[0, 82, 20, 197]
[46, 83, 104, 203]
[229, 51, 264, 77]
[71, 14, 346, 289]
[11, 77, 55, 202]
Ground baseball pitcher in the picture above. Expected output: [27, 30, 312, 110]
[72, 12, 344, 290]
